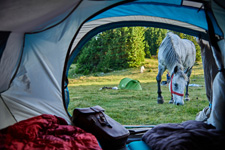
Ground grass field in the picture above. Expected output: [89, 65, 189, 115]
[67, 58, 208, 125]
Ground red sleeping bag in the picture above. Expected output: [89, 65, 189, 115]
[0, 114, 102, 150]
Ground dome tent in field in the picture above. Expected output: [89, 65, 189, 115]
[1, 0, 225, 149]
[119, 78, 142, 90]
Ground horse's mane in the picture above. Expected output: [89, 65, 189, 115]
[159, 32, 182, 72]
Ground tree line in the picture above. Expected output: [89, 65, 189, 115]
[74, 27, 201, 75]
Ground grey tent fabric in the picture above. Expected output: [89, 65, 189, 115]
[0, 96, 17, 129]
[0, 0, 80, 32]
[207, 39, 225, 130]
[212, 1, 225, 39]
[0, 0, 124, 129]
[203, 1, 225, 130]
[0, 0, 225, 132]
[0, 33, 24, 93]
[199, 40, 218, 104]
[195, 39, 217, 122]
[218, 39, 225, 66]
[207, 72, 225, 130]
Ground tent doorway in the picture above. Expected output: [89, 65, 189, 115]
[67, 27, 208, 125]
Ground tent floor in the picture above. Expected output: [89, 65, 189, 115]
[125, 126, 152, 150]
[126, 141, 151, 150]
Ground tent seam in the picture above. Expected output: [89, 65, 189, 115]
[8, 34, 26, 92]
[0, 94, 17, 122]
[26, 0, 83, 34]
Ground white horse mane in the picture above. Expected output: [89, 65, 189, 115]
[158, 32, 195, 74]
[158, 33, 181, 72]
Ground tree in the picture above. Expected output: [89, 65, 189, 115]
[75, 27, 146, 74]
[144, 27, 167, 56]
[75, 35, 101, 74]
[126, 27, 146, 67]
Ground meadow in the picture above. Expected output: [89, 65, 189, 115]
[67, 58, 208, 125]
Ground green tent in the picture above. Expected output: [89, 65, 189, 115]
[119, 78, 142, 90]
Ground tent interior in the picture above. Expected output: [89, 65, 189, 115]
[1, 0, 225, 149]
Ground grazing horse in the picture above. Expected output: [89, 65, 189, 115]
[156, 32, 196, 105]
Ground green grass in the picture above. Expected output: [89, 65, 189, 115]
[68, 59, 208, 125]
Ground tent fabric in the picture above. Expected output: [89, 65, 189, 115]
[204, 1, 225, 130]
[212, 1, 225, 38]
[0, 96, 17, 129]
[206, 39, 225, 130]
[0, 0, 80, 32]
[218, 39, 225, 68]
[0, 0, 225, 132]
[0, 33, 24, 93]
[72, 16, 206, 50]
[119, 78, 142, 90]
[207, 72, 225, 130]
[126, 141, 151, 150]
[0, 0, 124, 129]
[88, 1, 222, 37]
[195, 39, 217, 122]
[0, 32, 10, 59]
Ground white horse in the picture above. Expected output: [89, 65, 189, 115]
[156, 32, 196, 105]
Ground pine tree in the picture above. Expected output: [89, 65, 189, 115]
[75, 35, 101, 74]
[75, 27, 146, 74]
[145, 27, 167, 56]
[126, 27, 146, 67]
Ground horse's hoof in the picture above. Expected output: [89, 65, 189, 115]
[185, 97, 190, 101]
[157, 97, 164, 104]
[169, 99, 174, 104]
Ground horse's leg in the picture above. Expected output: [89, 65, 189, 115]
[156, 65, 165, 104]
[185, 67, 193, 101]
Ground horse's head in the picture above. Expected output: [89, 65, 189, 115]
[169, 66, 188, 105]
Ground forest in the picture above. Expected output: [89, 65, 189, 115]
[74, 27, 201, 75]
